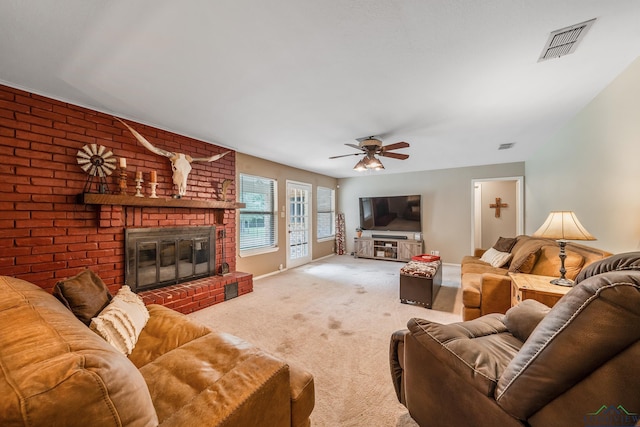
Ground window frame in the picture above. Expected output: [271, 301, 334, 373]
[238, 174, 278, 256]
[316, 186, 335, 242]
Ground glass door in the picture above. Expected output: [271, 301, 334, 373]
[286, 181, 312, 268]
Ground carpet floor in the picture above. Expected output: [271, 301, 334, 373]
[189, 254, 463, 426]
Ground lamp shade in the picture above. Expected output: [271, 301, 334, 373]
[532, 211, 596, 241]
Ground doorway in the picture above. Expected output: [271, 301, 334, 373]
[286, 181, 312, 268]
[471, 177, 524, 253]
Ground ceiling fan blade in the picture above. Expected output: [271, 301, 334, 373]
[345, 143, 365, 151]
[381, 141, 409, 151]
[329, 153, 364, 159]
[380, 152, 409, 160]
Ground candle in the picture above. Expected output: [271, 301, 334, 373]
[150, 170, 157, 183]
[136, 171, 142, 180]
[119, 157, 127, 168]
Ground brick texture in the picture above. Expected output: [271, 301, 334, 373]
[0, 84, 251, 309]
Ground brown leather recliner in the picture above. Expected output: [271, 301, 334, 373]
[390, 252, 640, 427]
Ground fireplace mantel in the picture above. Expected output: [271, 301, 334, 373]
[78, 193, 245, 210]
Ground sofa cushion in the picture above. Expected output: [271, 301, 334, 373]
[462, 263, 509, 276]
[530, 246, 585, 280]
[509, 238, 550, 274]
[493, 237, 517, 253]
[480, 247, 513, 268]
[53, 269, 112, 326]
[90, 286, 150, 355]
[139, 331, 292, 425]
[129, 304, 212, 368]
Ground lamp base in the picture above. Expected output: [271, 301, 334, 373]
[550, 277, 574, 287]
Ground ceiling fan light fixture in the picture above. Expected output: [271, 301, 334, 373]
[353, 159, 367, 171]
[364, 155, 384, 170]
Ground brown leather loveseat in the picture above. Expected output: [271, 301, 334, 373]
[390, 252, 640, 426]
[0, 275, 314, 426]
[461, 235, 611, 320]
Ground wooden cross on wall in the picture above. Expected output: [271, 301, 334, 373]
[489, 197, 508, 218]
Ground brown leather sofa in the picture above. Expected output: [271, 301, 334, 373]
[390, 252, 640, 427]
[461, 235, 611, 320]
[0, 275, 314, 426]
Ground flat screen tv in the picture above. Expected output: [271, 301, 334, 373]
[359, 195, 421, 232]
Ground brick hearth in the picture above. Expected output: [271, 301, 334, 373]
[139, 272, 252, 314]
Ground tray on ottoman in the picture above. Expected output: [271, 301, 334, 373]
[399, 260, 442, 309]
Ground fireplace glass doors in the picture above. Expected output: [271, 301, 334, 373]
[125, 226, 216, 292]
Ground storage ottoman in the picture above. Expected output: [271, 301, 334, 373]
[399, 260, 442, 308]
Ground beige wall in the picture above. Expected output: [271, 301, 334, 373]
[525, 56, 640, 254]
[236, 153, 338, 277]
[480, 180, 518, 248]
[337, 162, 525, 263]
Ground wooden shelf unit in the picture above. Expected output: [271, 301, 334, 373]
[353, 237, 422, 262]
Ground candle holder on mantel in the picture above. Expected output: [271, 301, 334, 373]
[118, 167, 128, 196]
[148, 170, 158, 198]
[149, 182, 158, 198]
[134, 175, 144, 197]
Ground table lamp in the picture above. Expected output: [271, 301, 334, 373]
[532, 211, 596, 286]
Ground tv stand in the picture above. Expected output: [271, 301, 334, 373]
[353, 237, 422, 262]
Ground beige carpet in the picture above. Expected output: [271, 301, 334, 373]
[189, 255, 463, 427]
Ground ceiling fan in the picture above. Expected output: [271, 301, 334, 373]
[329, 137, 410, 171]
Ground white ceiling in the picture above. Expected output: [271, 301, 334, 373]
[1, 1, 639, 178]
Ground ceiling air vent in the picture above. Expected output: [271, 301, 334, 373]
[538, 18, 596, 62]
[498, 143, 515, 150]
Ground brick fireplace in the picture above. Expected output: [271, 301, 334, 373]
[0, 84, 252, 313]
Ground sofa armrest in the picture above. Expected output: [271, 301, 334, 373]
[389, 329, 409, 403]
[480, 273, 513, 316]
[288, 363, 315, 427]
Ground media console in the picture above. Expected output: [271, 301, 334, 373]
[353, 236, 422, 262]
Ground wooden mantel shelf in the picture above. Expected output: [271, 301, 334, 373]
[78, 193, 245, 210]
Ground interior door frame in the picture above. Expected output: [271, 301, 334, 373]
[286, 180, 312, 269]
[471, 176, 524, 253]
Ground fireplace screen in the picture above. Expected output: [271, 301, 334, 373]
[125, 226, 216, 292]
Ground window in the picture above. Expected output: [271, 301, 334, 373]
[317, 186, 335, 240]
[239, 174, 277, 253]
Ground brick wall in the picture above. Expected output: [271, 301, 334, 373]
[0, 84, 251, 312]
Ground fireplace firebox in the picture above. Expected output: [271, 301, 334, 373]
[125, 226, 216, 292]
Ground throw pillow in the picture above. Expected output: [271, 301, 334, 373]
[90, 286, 150, 356]
[480, 247, 513, 268]
[53, 269, 113, 326]
[509, 249, 540, 274]
[493, 237, 517, 253]
[503, 299, 551, 342]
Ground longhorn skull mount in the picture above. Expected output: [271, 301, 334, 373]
[115, 117, 230, 197]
